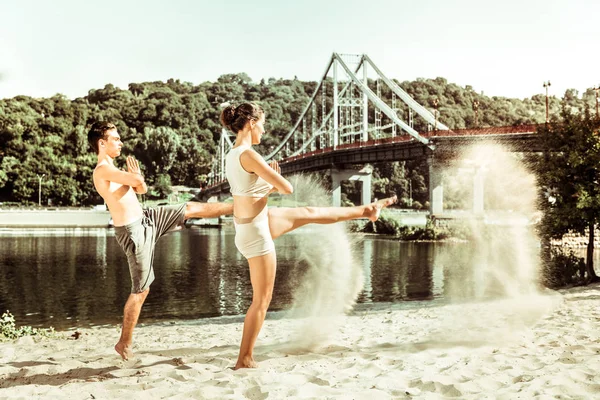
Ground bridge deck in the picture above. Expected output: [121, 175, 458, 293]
[203, 125, 541, 197]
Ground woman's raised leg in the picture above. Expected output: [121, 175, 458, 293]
[234, 251, 277, 370]
[268, 195, 397, 240]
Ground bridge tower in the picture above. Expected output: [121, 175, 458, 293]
[208, 53, 453, 210]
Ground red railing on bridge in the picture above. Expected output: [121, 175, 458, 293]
[425, 124, 539, 137]
[281, 124, 540, 164]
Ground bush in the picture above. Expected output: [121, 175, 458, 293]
[540, 247, 586, 289]
[442, 220, 474, 241]
[362, 210, 402, 235]
[148, 174, 173, 200]
[410, 221, 446, 240]
[360, 212, 458, 240]
[1, 311, 56, 340]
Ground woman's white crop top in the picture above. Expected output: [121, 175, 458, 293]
[225, 145, 273, 197]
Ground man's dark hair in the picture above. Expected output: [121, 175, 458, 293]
[87, 121, 116, 154]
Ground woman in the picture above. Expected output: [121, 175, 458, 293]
[220, 102, 396, 370]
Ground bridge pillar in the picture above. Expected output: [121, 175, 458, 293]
[360, 173, 372, 206]
[331, 165, 373, 207]
[473, 166, 485, 214]
[428, 158, 444, 215]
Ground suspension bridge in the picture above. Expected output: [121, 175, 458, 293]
[201, 53, 541, 215]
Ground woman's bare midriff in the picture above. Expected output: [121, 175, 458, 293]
[233, 196, 268, 220]
[109, 201, 144, 227]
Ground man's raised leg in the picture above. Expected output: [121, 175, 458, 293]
[115, 288, 149, 360]
[185, 202, 233, 219]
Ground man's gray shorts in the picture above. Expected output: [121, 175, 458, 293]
[114, 203, 186, 293]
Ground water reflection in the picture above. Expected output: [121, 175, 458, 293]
[360, 239, 436, 303]
[0, 227, 554, 330]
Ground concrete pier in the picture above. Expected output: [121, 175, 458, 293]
[0, 209, 111, 228]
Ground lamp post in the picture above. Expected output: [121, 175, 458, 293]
[432, 98, 439, 131]
[37, 174, 45, 207]
[593, 85, 600, 117]
[473, 99, 480, 127]
[543, 81, 551, 123]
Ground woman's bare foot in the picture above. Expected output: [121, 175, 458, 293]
[365, 195, 397, 221]
[233, 355, 258, 370]
[115, 341, 134, 360]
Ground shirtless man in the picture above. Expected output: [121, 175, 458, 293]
[87, 121, 233, 360]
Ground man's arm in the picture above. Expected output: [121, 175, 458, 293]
[126, 156, 148, 194]
[95, 163, 145, 188]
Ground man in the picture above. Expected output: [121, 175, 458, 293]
[88, 121, 233, 360]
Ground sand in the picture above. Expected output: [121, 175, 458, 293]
[1, 284, 599, 399]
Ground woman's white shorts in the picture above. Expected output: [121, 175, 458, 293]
[233, 206, 275, 259]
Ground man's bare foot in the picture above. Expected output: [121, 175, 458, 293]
[366, 195, 397, 221]
[115, 341, 134, 360]
[233, 355, 258, 370]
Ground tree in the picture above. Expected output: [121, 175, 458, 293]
[151, 174, 173, 199]
[134, 126, 181, 180]
[534, 104, 600, 283]
[2, 72, 596, 207]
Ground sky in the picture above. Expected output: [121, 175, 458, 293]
[1, 0, 599, 101]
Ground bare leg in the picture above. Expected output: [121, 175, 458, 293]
[268, 195, 397, 239]
[234, 252, 277, 370]
[115, 288, 149, 360]
[184, 202, 233, 220]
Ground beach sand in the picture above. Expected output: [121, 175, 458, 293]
[1, 284, 599, 399]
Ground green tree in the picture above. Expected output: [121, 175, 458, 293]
[134, 126, 182, 180]
[534, 104, 600, 283]
[151, 174, 173, 199]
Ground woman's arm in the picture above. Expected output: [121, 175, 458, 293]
[240, 149, 293, 194]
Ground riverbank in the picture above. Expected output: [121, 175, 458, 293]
[1, 284, 599, 399]
[0, 209, 111, 228]
[0, 209, 223, 228]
